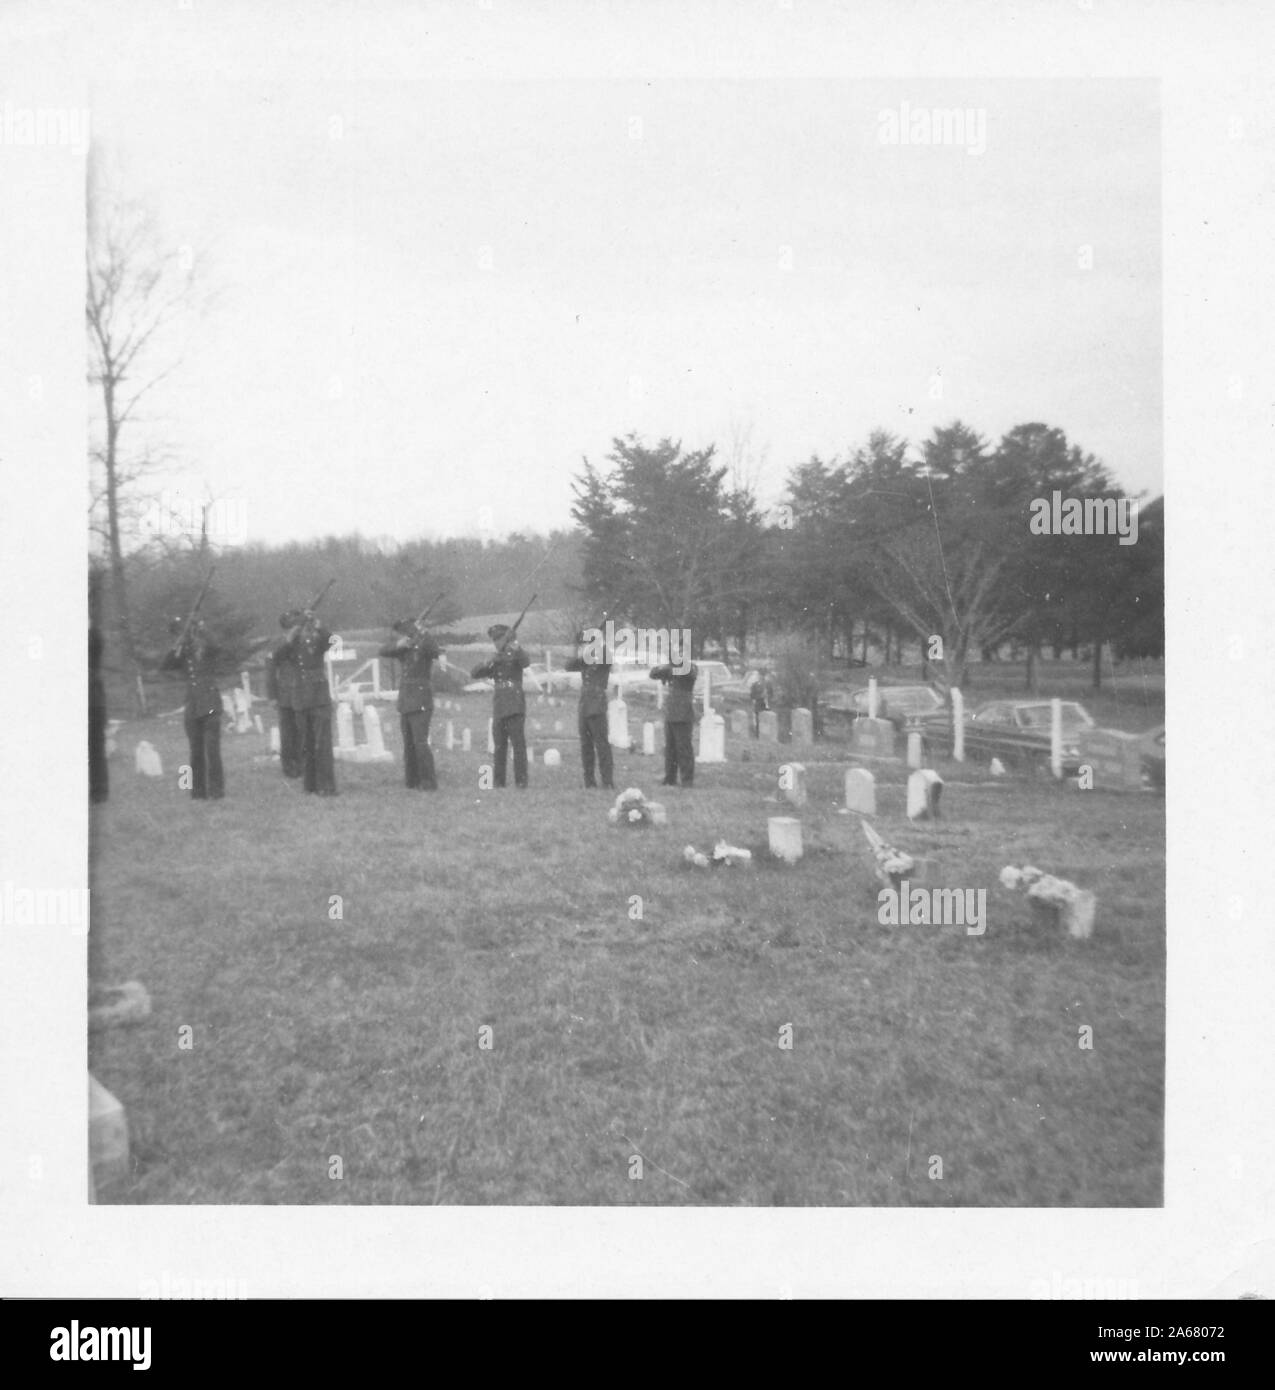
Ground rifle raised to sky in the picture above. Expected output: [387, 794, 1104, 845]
[493, 592, 536, 655]
[171, 566, 216, 652]
[287, 578, 336, 640]
[411, 590, 447, 634]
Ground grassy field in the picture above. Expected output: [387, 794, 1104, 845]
[90, 669, 1164, 1206]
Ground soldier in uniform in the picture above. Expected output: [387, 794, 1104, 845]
[161, 616, 225, 800]
[649, 659, 699, 787]
[267, 611, 304, 778]
[564, 630, 613, 790]
[470, 624, 530, 789]
[280, 609, 337, 795]
[379, 619, 442, 790]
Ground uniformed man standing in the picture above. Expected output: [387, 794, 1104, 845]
[267, 610, 304, 779]
[471, 624, 530, 789]
[281, 610, 337, 796]
[161, 616, 225, 800]
[650, 659, 698, 788]
[379, 619, 442, 791]
[564, 630, 613, 790]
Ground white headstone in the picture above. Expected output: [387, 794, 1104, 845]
[990, 756, 1006, 776]
[543, 747, 561, 767]
[758, 710, 779, 742]
[363, 704, 388, 756]
[906, 730, 923, 769]
[608, 696, 629, 749]
[1050, 697, 1064, 779]
[134, 741, 162, 777]
[844, 767, 875, 814]
[445, 719, 455, 750]
[336, 702, 356, 750]
[487, 719, 495, 754]
[352, 687, 365, 715]
[951, 687, 965, 762]
[780, 762, 807, 807]
[553, 719, 563, 733]
[868, 678, 879, 720]
[698, 711, 726, 763]
[730, 708, 750, 737]
[907, 768, 944, 821]
[643, 721, 656, 755]
[269, 725, 281, 755]
[768, 816, 803, 864]
[462, 727, 472, 752]
[791, 707, 813, 744]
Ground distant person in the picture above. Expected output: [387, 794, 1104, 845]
[749, 671, 769, 738]
[89, 626, 109, 803]
[471, 624, 531, 789]
[267, 611, 304, 779]
[650, 660, 698, 787]
[379, 618, 443, 791]
[565, 629, 613, 790]
[161, 616, 225, 800]
[281, 609, 337, 796]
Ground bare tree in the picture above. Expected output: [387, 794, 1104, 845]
[86, 149, 201, 712]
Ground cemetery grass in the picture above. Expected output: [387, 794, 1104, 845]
[90, 702, 1164, 1206]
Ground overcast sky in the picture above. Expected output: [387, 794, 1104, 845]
[92, 76, 1161, 546]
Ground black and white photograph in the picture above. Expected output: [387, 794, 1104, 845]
[1, 0, 1270, 1303]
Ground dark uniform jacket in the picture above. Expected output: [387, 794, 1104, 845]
[650, 663, 698, 722]
[471, 644, 530, 720]
[379, 633, 442, 714]
[161, 637, 222, 718]
[267, 646, 303, 708]
[282, 625, 333, 709]
[565, 655, 611, 719]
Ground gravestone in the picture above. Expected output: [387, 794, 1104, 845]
[791, 707, 813, 744]
[844, 767, 876, 815]
[851, 717, 895, 758]
[543, 747, 561, 767]
[336, 702, 356, 751]
[951, 687, 965, 762]
[487, 719, 495, 754]
[362, 705, 392, 761]
[462, 727, 472, 752]
[906, 730, 923, 769]
[907, 768, 944, 821]
[867, 678, 880, 719]
[780, 762, 807, 807]
[730, 708, 750, 738]
[1078, 728, 1144, 792]
[698, 711, 726, 763]
[990, 757, 1006, 776]
[232, 687, 252, 733]
[445, 720, 455, 750]
[88, 1072, 129, 1200]
[269, 726, 281, 756]
[553, 720, 563, 734]
[253, 713, 265, 736]
[134, 741, 162, 777]
[608, 696, 629, 749]
[643, 721, 656, 755]
[758, 710, 779, 742]
[768, 816, 803, 864]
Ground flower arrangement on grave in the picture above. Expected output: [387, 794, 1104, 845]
[683, 841, 753, 869]
[1000, 864, 1096, 939]
[607, 787, 667, 828]
[862, 820, 915, 892]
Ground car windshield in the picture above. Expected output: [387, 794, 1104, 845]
[1016, 703, 1093, 731]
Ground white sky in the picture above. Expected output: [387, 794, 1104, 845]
[93, 76, 1161, 545]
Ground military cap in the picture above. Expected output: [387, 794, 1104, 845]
[488, 623, 510, 640]
[280, 609, 304, 628]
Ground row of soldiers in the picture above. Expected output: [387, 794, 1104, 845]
[158, 609, 701, 800]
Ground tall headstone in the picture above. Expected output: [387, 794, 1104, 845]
[758, 710, 779, 742]
[768, 816, 803, 864]
[907, 768, 944, 821]
[1050, 697, 1064, 779]
[643, 721, 656, 756]
[487, 719, 495, 754]
[780, 762, 807, 807]
[269, 725, 281, 756]
[445, 720, 455, 751]
[867, 678, 879, 720]
[608, 696, 629, 749]
[698, 710, 726, 763]
[462, 727, 472, 752]
[844, 767, 876, 814]
[337, 702, 356, 751]
[253, 713, 265, 736]
[791, 707, 813, 744]
[951, 687, 965, 763]
[906, 730, 923, 769]
[232, 687, 252, 733]
[730, 708, 750, 738]
[363, 704, 389, 758]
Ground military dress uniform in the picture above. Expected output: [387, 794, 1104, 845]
[161, 621, 225, 799]
[650, 662, 698, 787]
[379, 622, 442, 790]
[471, 625, 530, 788]
[565, 640, 613, 789]
[267, 611, 304, 778]
[283, 620, 337, 795]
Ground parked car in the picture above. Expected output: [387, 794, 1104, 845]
[821, 683, 949, 735]
[963, 699, 1096, 774]
[1139, 723, 1165, 790]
